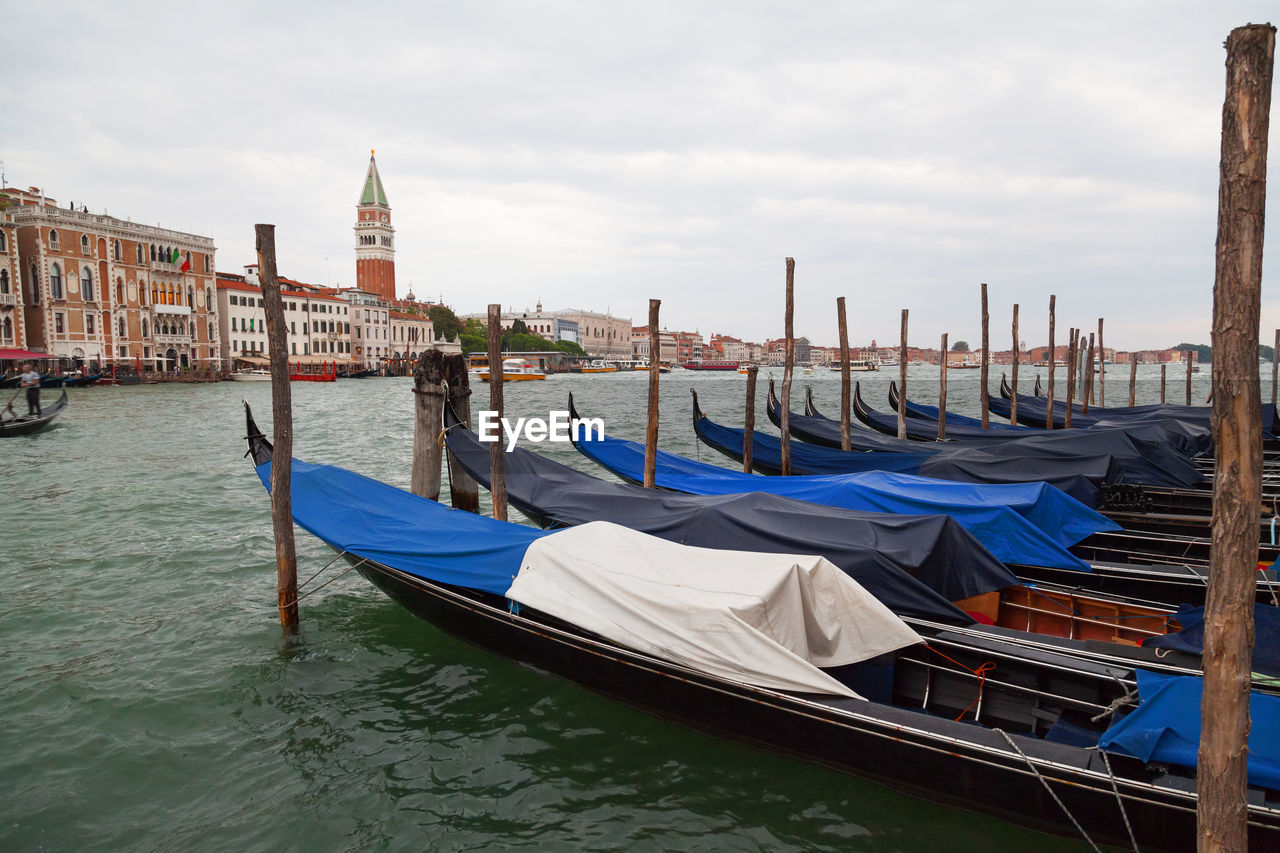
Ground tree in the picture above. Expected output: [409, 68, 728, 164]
[552, 339, 587, 357]
[1171, 342, 1213, 363]
[426, 304, 463, 343]
[458, 333, 486, 355]
[510, 318, 530, 335]
[951, 340, 970, 352]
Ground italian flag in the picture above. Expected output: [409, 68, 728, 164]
[173, 248, 191, 272]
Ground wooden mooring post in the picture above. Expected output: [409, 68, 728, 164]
[1082, 331, 1095, 414]
[780, 259, 795, 476]
[1186, 350, 1194, 405]
[486, 304, 508, 520]
[1273, 328, 1279, 408]
[644, 299, 661, 488]
[1010, 304, 1019, 426]
[938, 333, 948, 440]
[256, 223, 298, 635]
[979, 282, 990, 427]
[1064, 328, 1077, 429]
[743, 364, 758, 473]
[1097, 317, 1106, 407]
[1129, 356, 1138, 407]
[1045, 295, 1056, 430]
[1199, 23, 1273, 851]
[897, 309, 908, 440]
[444, 356, 479, 513]
[1161, 362, 1168, 403]
[411, 351, 476, 510]
[837, 296, 851, 451]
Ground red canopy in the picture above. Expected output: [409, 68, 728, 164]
[0, 349, 55, 361]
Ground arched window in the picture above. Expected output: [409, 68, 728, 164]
[2, 317, 11, 341]
[152, 283, 159, 305]
[150, 244, 156, 261]
[167, 285, 175, 305]
[29, 263, 39, 304]
[187, 285, 193, 307]
[80, 234, 90, 254]
[0, 230, 6, 251]
[113, 240, 122, 261]
[0, 270, 8, 293]
[81, 267, 94, 301]
[136, 244, 144, 264]
[116, 278, 124, 304]
[118, 316, 126, 337]
[49, 229, 60, 250]
[142, 318, 148, 338]
[206, 287, 213, 310]
[208, 322, 214, 341]
[50, 263, 63, 299]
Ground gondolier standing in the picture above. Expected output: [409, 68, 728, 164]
[20, 363, 41, 416]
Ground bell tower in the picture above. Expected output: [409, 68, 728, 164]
[355, 150, 396, 301]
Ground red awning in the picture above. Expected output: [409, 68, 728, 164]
[0, 348, 55, 361]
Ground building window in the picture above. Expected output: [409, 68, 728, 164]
[1, 317, 10, 341]
[207, 287, 213, 310]
[81, 234, 90, 255]
[152, 284, 159, 305]
[187, 285, 193, 307]
[49, 229, 60, 250]
[139, 282, 147, 306]
[116, 278, 124, 304]
[113, 240, 122, 261]
[150, 244, 156, 261]
[291, 342, 296, 355]
[136, 244, 144, 264]
[203, 255, 210, 273]
[118, 316, 126, 337]
[142, 319, 148, 338]
[50, 263, 63, 299]
[231, 317, 238, 332]
[0, 270, 8, 293]
[86, 313, 95, 335]
[81, 267, 94, 301]
[208, 322, 214, 341]
[55, 312, 64, 334]
[0, 230, 6, 251]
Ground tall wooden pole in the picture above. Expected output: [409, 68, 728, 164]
[780, 259, 795, 476]
[897, 309, 908, 440]
[412, 350, 447, 501]
[743, 365, 758, 472]
[837, 296, 851, 451]
[1162, 362, 1168, 403]
[486, 304, 508, 520]
[1045, 295, 1056, 430]
[1010, 304, 1020, 426]
[1199, 24, 1273, 851]
[979, 282, 990, 427]
[1129, 356, 1138, 407]
[938, 333, 949, 440]
[1273, 328, 1279, 408]
[1097, 317, 1106, 407]
[443, 354, 479, 513]
[1082, 331, 1095, 414]
[256, 224, 298, 635]
[1064, 328, 1077, 429]
[1186, 350, 1194, 405]
[644, 299, 661, 488]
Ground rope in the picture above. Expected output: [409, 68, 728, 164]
[993, 727, 1100, 852]
[279, 559, 367, 609]
[1089, 688, 1138, 723]
[922, 643, 996, 722]
[1096, 748, 1141, 853]
[1259, 562, 1280, 607]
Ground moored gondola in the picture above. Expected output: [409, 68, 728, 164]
[242, 403, 1280, 851]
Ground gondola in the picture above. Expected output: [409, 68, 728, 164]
[0, 389, 69, 437]
[62, 373, 101, 388]
[567, 394, 1280, 607]
[883, 382, 1030, 431]
[242, 403, 1280, 851]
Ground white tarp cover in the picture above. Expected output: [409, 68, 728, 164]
[507, 521, 924, 698]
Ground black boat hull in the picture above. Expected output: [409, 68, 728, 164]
[0, 389, 68, 436]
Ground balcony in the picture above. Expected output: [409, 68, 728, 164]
[0, 292, 17, 306]
[153, 333, 190, 345]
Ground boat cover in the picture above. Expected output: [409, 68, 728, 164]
[1142, 603, 1280, 676]
[1099, 669, 1280, 792]
[444, 419, 1017, 623]
[570, 424, 1105, 571]
[509, 521, 924, 699]
[991, 391, 1277, 441]
[255, 456, 545, 595]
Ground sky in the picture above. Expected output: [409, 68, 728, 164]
[2, 1, 1276, 350]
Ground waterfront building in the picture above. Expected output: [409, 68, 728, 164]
[217, 267, 351, 367]
[0, 201, 22, 349]
[553, 308, 631, 358]
[344, 287, 392, 368]
[631, 326, 678, 364]
[355, 152, 396, 303]
[462, 302, 580, 345]
[3, 185, 219, 372]
[710, 334, 749, 363]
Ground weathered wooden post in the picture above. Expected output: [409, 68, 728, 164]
[443, 353, 479, 513]
[1186, 350, 1194, 405]
[1273, 328, 1279, 408]
[411, 350, 448, 501]
[1082, 331, 1095, 414]
[1045, 295, 1056, 430]
[256, 223, 299, 635]
[938, 333, 948, 440]
[780, 259, 796, 476]
[644, 299, 661, 488]
[1064, 328, 1077, 429]
[1010, 303, 1020, 426]
[743, 365, 758, 473]
[837, 296, 851, 451]
[486, 304, 508, 520]
[1097, 317, 1106, 407]
[897, 309, 908, 440]
[1129, 355, 1139, 407]
[1162, 362, 1168, 403]
[980, 282, 990, 427]
[1199, 24, 1273, 851]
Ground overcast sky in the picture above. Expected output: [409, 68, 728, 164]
[3, 2, 1276, 349]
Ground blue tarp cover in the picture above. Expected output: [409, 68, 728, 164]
[1099, 669, 1280, 792]
[255, 457, 544, 595]
[1144, 604, 1280, 677]
[573, 428, 1110, 571]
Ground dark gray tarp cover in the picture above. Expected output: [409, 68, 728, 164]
[990, 390, 1277, 442]
[443, 414, 1019, 625]
[765, 389, 1206, 494]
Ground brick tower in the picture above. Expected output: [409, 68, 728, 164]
[355, 150, 396, 301]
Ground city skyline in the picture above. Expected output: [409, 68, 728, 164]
[3, 2, 1277, 351]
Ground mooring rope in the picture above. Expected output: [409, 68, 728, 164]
[1094, 747, 1141, 853]
[993, 727, 1100, 853]
[279, 558, 368, 609]
[1089, 688, 1138, 724]
[922, 643, 996, 722]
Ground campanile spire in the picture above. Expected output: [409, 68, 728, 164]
[355, 151, 395, 300]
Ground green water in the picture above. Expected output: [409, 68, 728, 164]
[2, 367, 1207, 850]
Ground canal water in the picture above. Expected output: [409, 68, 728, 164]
[1, 365, 1213, 851]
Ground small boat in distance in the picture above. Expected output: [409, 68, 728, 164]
[481, 358, 549, 382]
[681, 360, 739, 371]
[229, 369, 272, 382]
[580, 359, 617, 374]
[828, 360, 879, 372]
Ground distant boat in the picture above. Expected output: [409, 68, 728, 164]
[481, 358, 548, 382]
[580, 359, 617, 374]
[681, 360, 739, 371]
[0, 389, 68, 436]
[829, 360, 878, 372]
[229, 369, 272, 382]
